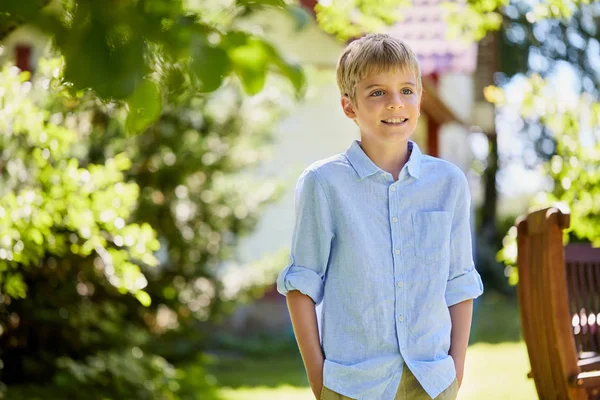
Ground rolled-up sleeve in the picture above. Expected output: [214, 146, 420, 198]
[445, 172, 484, 307]
[276, 169, 333, 305]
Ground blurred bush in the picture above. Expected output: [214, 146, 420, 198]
[0, 60, 175, 397]
[492, 74, 600, 283]
[0, 47, 293, 398]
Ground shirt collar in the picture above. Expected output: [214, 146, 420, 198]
[345, 139, 422, 180]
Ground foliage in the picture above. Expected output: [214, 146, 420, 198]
[491, 74, 600, 283]
[0, 63, 159, 303]
[312, 0, 597, 41]
[0, 50, 292, 396]
[495, 2, 600, 167]
[447, 0, 597, 42]
[0, 0, 301, 396]
[0, 0, 305, 133]
[498, 2, 600, 82]
[0, 59, 186, 397]
[315, 0, 411, 40]
[52, 350, 180, 399]
[82, 66, 292, 330]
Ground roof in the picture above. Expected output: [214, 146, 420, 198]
[387, 0, 478, 75]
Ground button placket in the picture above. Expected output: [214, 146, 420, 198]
[389, 181, 406, 345]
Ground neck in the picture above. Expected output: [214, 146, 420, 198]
[359, 136, 410, 181]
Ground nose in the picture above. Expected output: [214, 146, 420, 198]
[386, 93, 404, 110]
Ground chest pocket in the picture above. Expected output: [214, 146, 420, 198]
[412, 211, 452, 261]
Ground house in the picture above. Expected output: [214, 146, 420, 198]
[0, 25, 48, 73]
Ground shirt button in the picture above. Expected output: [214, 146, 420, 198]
[392, 217, 398, 223]
[398, 281, 403, 288]
[390, 187, 396, 192]
[395, 249, 400, 255]
[398, 315, 404, 322]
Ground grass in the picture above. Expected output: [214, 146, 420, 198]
[205, 351, 307, 389]
[205, 292, 537, 400]
[209, 342, 536, 400]
[212, 342, 536, 400]
[470, 291, 523, 344]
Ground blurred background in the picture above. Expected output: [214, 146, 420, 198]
[0, 0, 598, 399]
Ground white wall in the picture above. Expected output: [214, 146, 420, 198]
[236, 71, 358, 262]
[235, 10, 358, 263]
[437, 73, 475, 173]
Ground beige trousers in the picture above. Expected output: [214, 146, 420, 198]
[320, 363, 458, 400]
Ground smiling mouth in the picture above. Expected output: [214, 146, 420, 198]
[382, 118, 408, 126]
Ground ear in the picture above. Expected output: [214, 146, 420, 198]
[341, 96, 356, 119]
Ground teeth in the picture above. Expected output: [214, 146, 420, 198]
[384, 118, 407, 124]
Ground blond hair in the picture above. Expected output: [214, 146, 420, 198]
[336, 33, 421, 103]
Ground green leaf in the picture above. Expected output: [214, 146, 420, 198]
[190, 35, 231, 93]
[228, 38, 269, 94]
[30, 229, 44, 246]
[254, 38, 306, 96]
[275, 60, 306, 97]
[135, 290, 152, 307]
[4, 273, 27, 299]
[126, 80, 162, 134]
[59, 9, 146, 99]
[18, 70, 31, 82]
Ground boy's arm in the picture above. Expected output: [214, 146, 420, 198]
[445, 171, 483, 388]
[276, 169, 333, 400]
[448, 299, 473, 388]
[287, 290, 324, 400]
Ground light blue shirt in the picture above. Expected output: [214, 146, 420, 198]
[277, 140, 484, 399]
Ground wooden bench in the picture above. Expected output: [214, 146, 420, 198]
[516, 207, 600, 399]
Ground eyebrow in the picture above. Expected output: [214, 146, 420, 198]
[364, 82, 416, 90]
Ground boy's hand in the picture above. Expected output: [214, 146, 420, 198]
[452, 356, 465, 388]
[308, 361, 324, 399]
[448, 299, 473, 389]
[286, 291, 325, 399]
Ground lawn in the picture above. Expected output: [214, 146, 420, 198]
[207, 292, 538, 400]
[209, 341, 536, 400]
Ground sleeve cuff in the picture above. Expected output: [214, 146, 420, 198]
[276, 262, 324, 305]
[445, 267, 484, 307]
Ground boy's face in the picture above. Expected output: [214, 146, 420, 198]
[341, 68, 421, 144]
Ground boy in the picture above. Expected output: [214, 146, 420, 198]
[276, 33, 483, 400]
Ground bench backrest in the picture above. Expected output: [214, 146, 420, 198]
[516, 207, 587, 400]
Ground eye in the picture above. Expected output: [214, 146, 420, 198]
[370, 90, 385, 97]
[402, 88, 413, 95]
